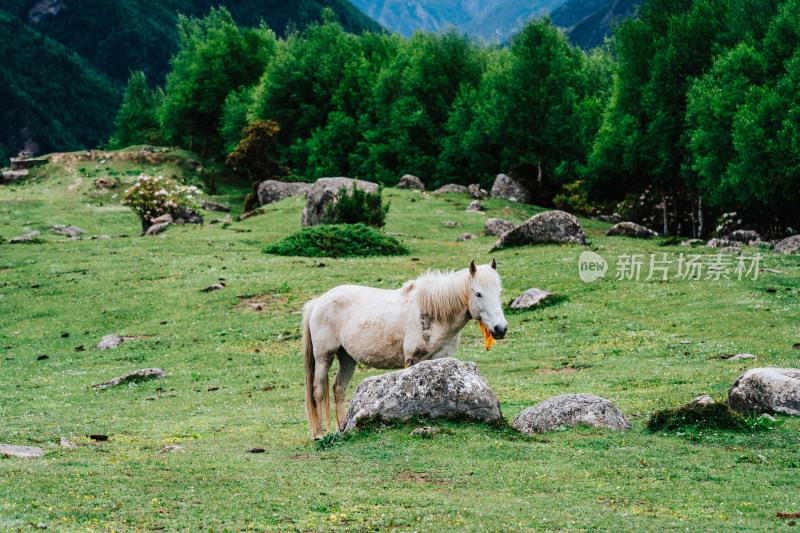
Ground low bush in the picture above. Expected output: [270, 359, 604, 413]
[323, 182, 390, 228]
[264, 223, 408, 258]
[121, 174, 201, 230]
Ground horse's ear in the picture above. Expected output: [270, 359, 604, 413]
[469, 259, 477, 277]
[490, 258, 497, 270]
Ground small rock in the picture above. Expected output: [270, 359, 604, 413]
[490, 174, 531, 203]
[90, 235, 110, 240]
[456, 232, 478, 242]
[434, 183, 469, 194]
[484, 218, 517, 237]
[759, 413, 777, 423]
[680, 239, 703, 246]
[96, 335, 125, 350]
[604, 222, 658, 239]
[91, 368, 168, 390]
[442, 221, 461, 227]
[706, 238, 740, 248]
[144, 222, 169, 236]
[758, 454, 768, 463]
[48, 225, 86, 236]
[510, 288, 554, 309]
[687, 395, 715, 406]
[512, 393, 631, 434]
[9, 230, 41, 243]
[773, 235, 800, 255]
[157, 445, 186, 455]
[409, 427, 440, 436]
[201, 283, 225, 292]
[467, 184, 486, 199]
[59, 437, 78, 448]
[718, 246, 743, 255]
[466, 200, 484, 212]
[200, 200, 230, 212]
[150, 213, 173, 225]
[386, 232, 408, 237]
[728, 353, 757, 360]
[395, 174, 425, 190]
[0, 444, 45, 458]
[728, 367, 800, 415]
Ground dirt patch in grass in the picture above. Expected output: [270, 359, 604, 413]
[235, 292, 293, 313]
[539, 366, 590, 375]
[393, 469, 449, 485]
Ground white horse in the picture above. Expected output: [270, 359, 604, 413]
[302, 259, 508, 439]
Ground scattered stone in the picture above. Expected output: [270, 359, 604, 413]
[491, 210, 588, 250]
[59, 437, 78, 448]
[510, 288, 554, 309]
[396, 174, 425, 190]
[773, 235, 800, 255]
[465, 200, 483, 212]
[200, 200, 230, 212]
[160, 234, 168, 240]
[728, 367, 800, 415]
[157, 445, 186, 455]
[467, 184, 486, 199]
[726, 229, 761, 244]
[409, 427, 441, 436]
[340, 358, 502, 432]
[90, 235, 110, 240]
[301, 178, 379, 227]
[706, 238, 740, 248]
[442, 221, 461, 227]
[719, 246, 743, 255]
[511, 393, 631, 434]
[760, 413, 777, 423]
[150, 213, 173, 225]
[680, 239, 703, 246]
[687, 395, 715, 406]
[48, 225, 86, 236]
[176, 207, 202, 225]
[1, 168, 29, 184]
[144, 222, 169, 236]
[94, 177, 118, 189]
[91, 368, 168, 390]
[490, 173, 531, 203]
[456, 232, 478, 242]
[96, 335, 125, 350]
[434, 183, 469, 194]
[0, 444, 45, 459]
[386, 232, 408, 237]
[257, 180, 311, 205]
[111, 234, 129, 239]
[201, 283, 225, 292]
[9, 230, 41, 243]
[728, 353, 757, 360]
[484, 218, 517, 237]
[248, 447, 266, 453]
[604, 221, 658, 239]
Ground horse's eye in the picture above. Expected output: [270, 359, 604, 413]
[476, 292, 482, 298]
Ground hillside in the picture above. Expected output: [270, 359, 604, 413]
[551, 0, 644, 48]
[350, 0, 567, 41]
[0, 9, 120, 163]
[4, 0, 383, 84]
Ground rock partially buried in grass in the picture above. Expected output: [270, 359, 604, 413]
[512, 393, 631, 434]
[201, 283, 225, 292]
[9, 231, 41, 243]
[773, 235, 800, 255]
[157, 445, 186, 455]
[604, 221, 658, 239]
[48, 224, 86, 236]
[456, 232, 477, 242]
[687, 395, 715, 405]
[200, 200, 230, 212]
[491, 210, 588, 251]
[434, 183, 469, 194]
[395, 174, 425, 190]
[728, 367, 800, 415]
[466, 200, 483, 212]
[301, 177, 378, 227]
[510, 288, 554, 309]
[91, 368, 167, 390]
[96, 335, 125, 350]
[340, 358, 502, 433]
[484, 218, 517, 237]
[0, 444, 45, 458]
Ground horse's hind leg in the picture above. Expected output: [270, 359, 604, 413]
[333, 349, 357, 431]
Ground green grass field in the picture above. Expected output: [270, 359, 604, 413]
[1, 150, 799, 532]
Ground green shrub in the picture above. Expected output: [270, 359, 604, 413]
[646, 402, 749, 433]
[264, 223, 408, 258]
[323, 182, 390, 228]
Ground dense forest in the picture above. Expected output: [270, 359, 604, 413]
[111, 0, 800, 237]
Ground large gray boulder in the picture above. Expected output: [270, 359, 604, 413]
[257, 180, 311, 206]
[773, 235, 800, 255]
[395, 174, 425, 190]
[728, 367, 800, 415]
[434, 183, 469, 194]
[491, 210, 588, 250]
[490, 174, 531, 204]
[726, 229, 762, 244]
[340, 358, 502, 432]
[485, 218, 517, 237]
[512, 393, 631, 434]
[605, 221, 658, 239]
[0, 444, 45, 459]
[301, 178, 379, 227]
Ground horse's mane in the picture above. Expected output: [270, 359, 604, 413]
[402, 266, 500, 322]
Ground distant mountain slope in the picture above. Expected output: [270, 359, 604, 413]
[551, 0, 643, 48]
[3, 0, 383, 83]
[0, 9, 120, 161]
[350, 0, 567, 41]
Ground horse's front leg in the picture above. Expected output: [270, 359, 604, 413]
[403, 339, 427, 368]
[333, 349, 356, 430]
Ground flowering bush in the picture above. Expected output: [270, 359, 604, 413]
[121, 174, 201, 230]
[553, 180, 596, 215]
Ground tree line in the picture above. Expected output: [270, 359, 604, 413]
[110, 1, 800, 237]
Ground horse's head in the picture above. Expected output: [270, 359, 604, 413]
[467, 259, 509, 339]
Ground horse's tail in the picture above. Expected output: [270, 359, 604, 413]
[303, 300, 330, 438]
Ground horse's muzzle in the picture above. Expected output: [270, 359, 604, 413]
[493, 324, 508, 339]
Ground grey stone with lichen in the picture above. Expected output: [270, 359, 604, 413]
[395, 174, 425, 190]
[512, 393, 631, 434]
[491, 210, 587, 250]
[484, 218, 517, 237]
[728, 367, 800, 415]
[91, 368, 167, 390]
[773, 235, 800, 255]
[490, 174, 531, 203]
[301, 178, 378, 227]
[257, 180, 311, 206]
[604, 221, 658, 239]
[340, 358, 502, 432]
[0, 444, 45, 458]
[510, 288, 554, 309]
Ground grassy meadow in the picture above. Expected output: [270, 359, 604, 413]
[1, 150, 799, 532]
